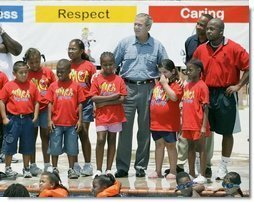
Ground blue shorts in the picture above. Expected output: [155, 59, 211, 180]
[3, 115, 35, 155]
[151, 131, 177, 143]
[34, 109, 48, 128]
[48, 126, 79, 156]
[82, 98, 94, 122]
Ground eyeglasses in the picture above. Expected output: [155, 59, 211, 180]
[176, 181, 194, 190]
[222, 182, 239, 189]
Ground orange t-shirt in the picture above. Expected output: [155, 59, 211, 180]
[45, 80, 86, 126]
[28, 67, 56, 111]
[150, 82, 183, 132]
[182, 80, 210, 131]
[0, 80, 39, 115]
[39, 188, 68, 197]
[90, 74, 127, 126]
[70, 60, 97, 96]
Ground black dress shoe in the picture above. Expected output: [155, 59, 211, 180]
[136, 169, 146, 177]
[115, 169, 128, 178]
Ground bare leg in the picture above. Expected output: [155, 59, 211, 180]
[155, 138, 165, 176]
[96, 131, 107, 171]
[106, 132, 116, 171]
[222, 134, 233, 157]
[166, 141, 177, 175]
[188, 140, 196, 178]
[40, 127, 50, 163]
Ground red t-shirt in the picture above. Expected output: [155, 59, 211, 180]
[182, 80, 210, 131]
[150, 82, 183, 132]
[90, 74, 127, 126]
[45, 80, 86, 126]
[0, 71, 8, 89]
[193, 38, 249, 87]
[70, 60, 97, 96]
[28, 67, 56, 111]
[0, 80, 39, 115]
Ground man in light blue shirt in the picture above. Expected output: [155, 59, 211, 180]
[114, 13, 168, 178]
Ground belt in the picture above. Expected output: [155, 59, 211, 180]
[8, 113, 33, 119]
[124, 78, 154, 85]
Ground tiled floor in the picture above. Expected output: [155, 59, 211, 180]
[0, 107, 250, 197]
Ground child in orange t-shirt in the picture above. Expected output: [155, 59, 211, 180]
[39, 171, 69, 197]
[0, 61, 39, 178]
[68, 39, 97, 176]
[90, 52, 127, 177]
[149, 59, 183, 179]
[92, 173, 121, 197]
[45, 59, 86, 179]
[25, 48, 56, 175]
[182, 59, 210, 184]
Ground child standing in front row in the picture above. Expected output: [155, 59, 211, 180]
[149, 59, 183, 179]
[90, 52, 127, 177]
[181, 59, 210, 184]
[25, 48, 56, 175]
[0, 61, 39, 178]
[45, 59, 86, 179]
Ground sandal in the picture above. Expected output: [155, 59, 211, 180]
[148, 171, 159, 178]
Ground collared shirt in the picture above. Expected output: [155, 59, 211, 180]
[114, 35, 168, 81]
[193, 38, 249, 87]
[185, 34, 207, 64]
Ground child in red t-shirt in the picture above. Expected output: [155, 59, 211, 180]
[182, 59, 210, 184]
[90, 52, 127, 177]
[68, 39, 97, 176]
[149, 59, 183, 179]
[0, 61, 39, 178]
[45, 59, 86, 179]
[25, 48, 56, 175]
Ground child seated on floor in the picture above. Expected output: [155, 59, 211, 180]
[3, 183, 30, 197]
[38, 171, 69, 197]
[222, 171, 244, 197]
[92, 173, 121, 197]
[176, 171, 204, 197]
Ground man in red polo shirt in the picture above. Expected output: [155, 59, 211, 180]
[193, 18, 249, 180]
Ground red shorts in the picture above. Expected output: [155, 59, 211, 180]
[182, 130, 210, 141]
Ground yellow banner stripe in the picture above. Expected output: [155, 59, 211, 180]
[36, 6, 136, 23]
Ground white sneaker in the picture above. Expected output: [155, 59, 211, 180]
[73, 163, 81, 176]
[105, 170, 114, 176]
[30, 163, 42, 176]
[92, 170, 102, 179]
[5, 166, 18, 177]
[44, 163, 52, 172]
[215, 165, 228, 180]
[80, 163, 93, 176]
[193, 175, 207, 184]
[23, 168, 32, 178]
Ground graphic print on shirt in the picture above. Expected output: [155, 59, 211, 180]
[31, 77, 50, 96]
[100, 82, 116, 96]
[150, 85, 170, 106]
[69, 69, 90, 88]
[182, 89, 194, 103]
[12, 88, 30, 101]
[55, 87, 73, 100]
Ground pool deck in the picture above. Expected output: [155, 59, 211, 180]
[0, 107, 250, 197]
